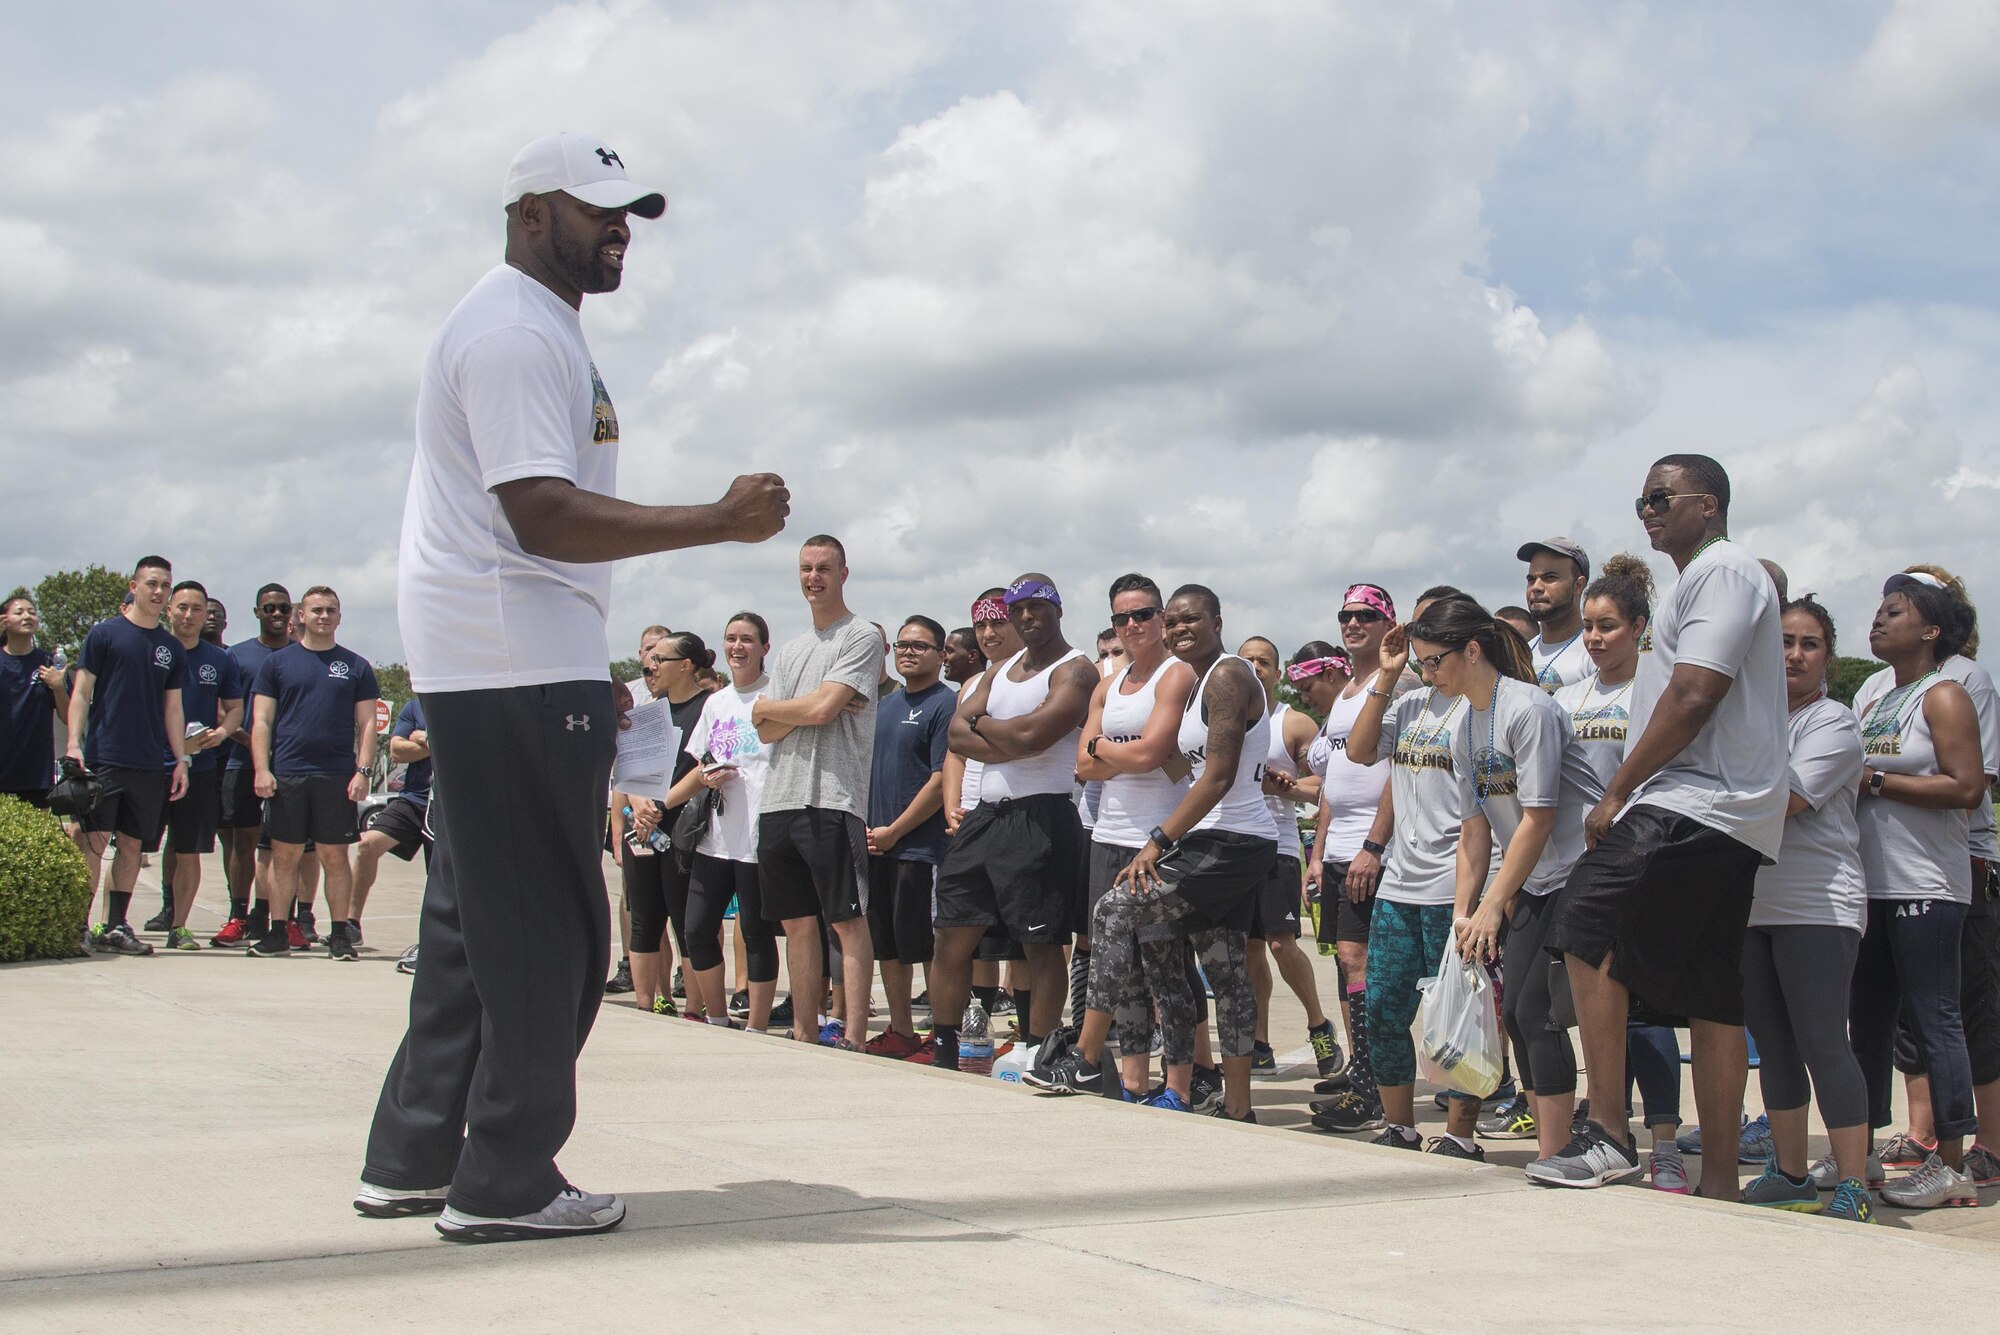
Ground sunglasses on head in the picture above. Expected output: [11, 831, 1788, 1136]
[260, 602, 291, 614]
[1633, 489, 1709, 517]
[1337, 609, 1386, 625]
[1110, 606, 1162, 629]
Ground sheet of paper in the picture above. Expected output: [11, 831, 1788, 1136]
[613, 696, 680, 798]
[614, 766, 676, 801]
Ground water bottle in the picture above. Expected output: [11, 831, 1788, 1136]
[958, 998, 994, 1075]
[621, 804, 670, 856]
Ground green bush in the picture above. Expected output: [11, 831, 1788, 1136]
[0, 795, 91, 962]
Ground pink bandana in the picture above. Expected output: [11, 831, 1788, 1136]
[1342, 583, 1395, 621]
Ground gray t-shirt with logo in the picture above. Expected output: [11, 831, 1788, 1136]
[1455, 675, 1604, 896]
[1751, 697, 1866, 932]
[759, 613, 881, 820]
[1377, 688, 1466, 907]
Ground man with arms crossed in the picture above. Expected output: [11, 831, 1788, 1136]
[1540, 454, 1786, 1195]
[1, 593, 67, 809]
[360, 132, 788, 1242]
[69, 557, 189, 956]
[211, 585, 295, 947]
[752, 536, 881, 1050]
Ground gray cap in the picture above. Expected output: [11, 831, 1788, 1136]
[1517, 537, 1589, 578]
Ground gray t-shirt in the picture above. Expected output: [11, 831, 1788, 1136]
[1554, 673, 1633, 793]
[1854, 672, 1973, 903]
[1751, 697, 1865, 932]
[1455, 675, 1604, 896]
[759, 613, 880, 820]
[1377, 688, 1465, 907]
[1626, 540, 1788, 861]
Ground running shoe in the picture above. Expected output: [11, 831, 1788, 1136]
[991, 989, 1015, 1016]
[1141, 1088, 1194, 1112]
[902, 1036, 939, 1065]
[1250, 1041, 1277, 1074]
[346, 921, 364, 949]
[293, 913, 320, 946]
[353, 1181, 449, 1218]
[1021, 1051, 1103, 1095]
[436, 1185, 625, 1243]
[1808, 1152, 1884, 1190]
[86, 923, 111, 951]
[142, 908, 174, 932]
[1737, 1114, 1774, 1164]
[912, 989, 930, 1010]
[1524, 1124, 1643, 1189]
[328, 933, 360, 963]
[1962, 1141, 2000, 1188]
[1190, 1065, 1225, 1114]
[1313, 1072, 1353, 1096]
[1310, 1092, 1386, 1134]
[768, 996, 794, 1028]
[605, 958, 634, 994]
[396, 945, 419, 975]
[1823, 1178, 1877, 1224]
[1425, 1136, 1486, 1162]
[651, 994, 679, 1017]
[1740, 1162, 1822, 1212]
[1212, 1107, 1258, 1124]
[728, 990, 750, 1018]
[1878, 1131, 1938, 1171]
[1308, 1020, 1345, 1079]
[671, 967, 685, 999]
[95, 923, 154, 956]
[1478, 1091, 1536, 1140]
[286, 921, 310, 952]
[1369, 1126, 1421, 1150]
[1649, 1147, 1691, 1194]
[165, 926, 201, 952]
[1879, 1153, 1977, 1210]
[1437, 1079, 1516, 1112]
[863, 1029, 925, 1059]
[818, 1018, 845, 1046]
[247, 927, 291, 957]
[210, 917, 251, 948]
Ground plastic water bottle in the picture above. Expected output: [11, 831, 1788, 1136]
[959, 998, 994, 1075]
[620, 803, 670, 856]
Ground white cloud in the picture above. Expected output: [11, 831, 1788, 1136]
[1832, 0, 2000, 144]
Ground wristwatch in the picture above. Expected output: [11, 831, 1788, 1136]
[1086, 734, 1104, 759]
[1868, 769, 1886, 796]
[1361, 838, 1387, 857]
[967, 713, 985, 737]
[1149, 825, 1178, 855]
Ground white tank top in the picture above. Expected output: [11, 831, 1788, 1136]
[1178, 656, 1281, 839]
[1318, 681, 1389, 860]
[1094, 660, 1193, 849]
[979, 648, 1088, 801]
[958, 672, 985, 812]
[1856, 673, 1973, 903]
[1263, 701, 1302, 859]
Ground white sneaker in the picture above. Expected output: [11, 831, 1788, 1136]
[436, 1185, 626, 1242]
[353, 1181, 450, 1217]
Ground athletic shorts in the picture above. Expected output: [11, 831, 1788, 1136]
[79, 765, 170, 851]
[758, 808, 867, 925]
[1898, 858, 2000, 1084]
[934, 792, 1082, 945]
[364, 797, 430, 861]
[866, 856, 936, 964]
[1251, 854, 1305, 940]
[976, 926, 1025, 962]
[1139, 830, 1275, 940]
[219, 766, 263, 829]
[1087, 840, 1141, 920]
[264, 774, 360, 847]
[1319, 860, 1378, 944]
[1547, 804, 1760, 1026]
[3, 787, 49, 810]
[166, 766, 223, 854]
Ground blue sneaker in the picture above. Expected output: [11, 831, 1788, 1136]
[818, 1019, 846, 1046]
[1676, 1113, 1754, 1157]
[1737, 1114, 1774, 1164]
[1140, 1087, 1194, 1112]
[1823, 1177, 1877, 1224]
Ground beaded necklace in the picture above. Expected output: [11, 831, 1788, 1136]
[1863, 668, 1941, 740]
[1473, 673, 1505, 807]
[1688, 533, 1727, 564]
[1570, 675, 1633, 734]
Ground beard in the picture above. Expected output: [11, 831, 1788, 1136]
[550, 217, 621, 294]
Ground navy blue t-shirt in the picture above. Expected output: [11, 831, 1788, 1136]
[178, 639, 247, 773]
[221, 639, 280, 771]
[253, 643, 379, 777]
[79, 616, 185, 772]
[392, 698, 431, 804]
[867, 680, 954, 863]
[1, 646, 59, 792]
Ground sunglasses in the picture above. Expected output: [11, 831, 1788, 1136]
[259, 603, 292, 614]
[1633, 489, 1710, 517]
[891, 640, 940, 653]
[1110, 606, 1162, 629]
[1414, 646, 1464, 673]
[1337, 609, 1386, 625]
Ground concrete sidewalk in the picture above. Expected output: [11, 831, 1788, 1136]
[6, 856, 2000, 1332]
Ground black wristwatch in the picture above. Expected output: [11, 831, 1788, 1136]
[967, 712, 985, 736]
[1868, 769, 1886, 796]
[1149, 825, 1177, 855]
[1086, 734, 1104, 759]
[1361, 838, 1387, 857]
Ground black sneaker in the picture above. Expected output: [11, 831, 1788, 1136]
[346, 920, 364, 949]
[1308, 1020, 1345, 1079]
[1369, 1126, 1422, 1150]
[1190, 1065, 1225, 1113]
[728, 990, 750, 1018]
[1250, 1041, 1277, 1074]
[248, 928, 291, 957]
[1311, 1092, 1385, 1133]
[605, 958, 634, 994]
[328, 932, 360, 962]
[1212, 1107, 1258, 1124]
[294, 911, 320, 946]
[991, 989, 1015, 1016]
[769, 996, 794, 1027]
[1425, 1136, 1487, 1162]
[142, 908, 174, 932]
[912, 989, 930, 1010]
[1313, 1071, 1353, 1096]
[1021, 1051, 1103, 1095]
[671, 966, 685, 1000]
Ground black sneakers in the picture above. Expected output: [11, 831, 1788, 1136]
[247, 928, 291, 957]
[604, 957, 634, 994]
[328, 932, 360, 962]
[1189, 1065, 1225, 1113]
[1310, 1092, 1386, 1133]
[1021, 1051, 1102, 1095]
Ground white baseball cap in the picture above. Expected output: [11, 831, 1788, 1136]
[502, 132, 666, 219]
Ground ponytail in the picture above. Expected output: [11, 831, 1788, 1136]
[1406, 598, 1534, 684]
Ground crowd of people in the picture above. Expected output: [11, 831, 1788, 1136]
[7, 450, 1996, 1228]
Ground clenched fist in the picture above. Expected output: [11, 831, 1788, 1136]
[719, 473, 790, 543]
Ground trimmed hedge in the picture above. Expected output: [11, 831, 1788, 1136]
[0, 795, 91, 962]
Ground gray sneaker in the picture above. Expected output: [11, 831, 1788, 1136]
[1740, 1163, 1821, 1212]
[436, 1185, 626, 1242]
[1808, 1151, 1884, 1190]
[1879, 1154, 1977, 1210]
[95, 923, 154, 956]
[396, 944, 419, 975]
[1524, 1123, 1643, 1188]
[353, 1181, 450, 1218]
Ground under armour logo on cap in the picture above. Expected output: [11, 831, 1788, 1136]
[565, 715, 591, 732]
[595, 147, 623, 168]
[502, 132, 666, 218]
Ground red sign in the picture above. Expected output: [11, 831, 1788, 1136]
[375, 700, 393, 733]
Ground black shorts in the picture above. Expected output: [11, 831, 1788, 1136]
[934, 793, 1082, 945]
[264, 774, 360, 847]
[1086, 841, 1141, 921]
[3, 788, 49, 810]
[1547, 804, 1761, 1026]
[166, 766, 223, 854]
[1320, 860, 1378, 944]
[866, 856, 936, 963]
[1143, 830, 1275, 939]
[758, 808, 867, 925]
[79, 766, 170, 851]
[219, 766, 263, 830]
[1251, 854, 1305, 940]
[976, 926, 1025, 961]
[363, 797, 430, 860]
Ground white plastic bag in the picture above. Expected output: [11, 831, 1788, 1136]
[1415, 939, 1504, 1099]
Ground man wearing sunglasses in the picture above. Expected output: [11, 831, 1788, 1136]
[209, 583, 294, 947]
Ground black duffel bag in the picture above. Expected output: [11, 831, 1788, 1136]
[48, 757, 103, 821]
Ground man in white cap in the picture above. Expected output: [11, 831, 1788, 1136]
[357, 133, 790, 1242]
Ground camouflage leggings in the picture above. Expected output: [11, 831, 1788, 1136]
[1086, 881, 1256, 1063]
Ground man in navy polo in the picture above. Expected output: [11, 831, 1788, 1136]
[1, 592, 67, 809]
[146, 580, 244, 949]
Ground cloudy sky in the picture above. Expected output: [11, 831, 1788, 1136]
[5, 0, 1997, 664]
